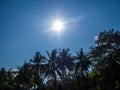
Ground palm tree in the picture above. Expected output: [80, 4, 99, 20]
[44, 49, 62, 90]
[15, 62, 34, 89]
[58, 48, 74, 79]
[75, 48, 91, 90]
[58, 48, 74, 90]
[30, 52, 46, 90]
[75, 48, 91, 76]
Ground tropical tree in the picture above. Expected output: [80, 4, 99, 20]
[58, 48, 74, 79]
[0, 68, 16, 90]
[89, 29, 120, 90]
[75, 48, 91, 90]
[15, 62, 34, 89]
[44, 49, 62, 90]
[75, 48, 91, 77]
[58, 48, 74, 90]
[30, 52, 46, 90]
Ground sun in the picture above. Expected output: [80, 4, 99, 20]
[52, 19, 64, 32]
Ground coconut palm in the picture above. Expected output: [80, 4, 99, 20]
[15, 62, 34, 89]
[75, 48, 91, 90]
[44, 49, 62, 90]
[58, 48, 74, 79]
[57, 48, 75, 90]
[75, 48, 91, 76]
[30, 52, 46, 90]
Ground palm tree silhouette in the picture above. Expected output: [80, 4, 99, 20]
[75, 48, 91, 90]
[30, 52, 45, 89]
[44, 49, 62, 90]
[58, 48, 74, 90]
[75, 48, 91, 77]
[15, 62, 34, 89]
[58, 48, 74, 79]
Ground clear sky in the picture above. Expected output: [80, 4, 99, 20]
[0, 0, 120, 69]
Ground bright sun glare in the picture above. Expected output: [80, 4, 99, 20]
[52, 20, 64, 32]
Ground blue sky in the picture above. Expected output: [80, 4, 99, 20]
[0, 0, 120, 69]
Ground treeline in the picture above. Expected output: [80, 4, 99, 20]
[0, 29, 120, 90]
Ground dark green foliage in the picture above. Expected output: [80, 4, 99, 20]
[0, 29, 120, 90]
[89, 29, 120, 90]
[15, 62, 35, 89]
[0, 68, 16, 90]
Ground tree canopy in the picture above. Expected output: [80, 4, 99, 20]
[0, 29, 120, 90]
